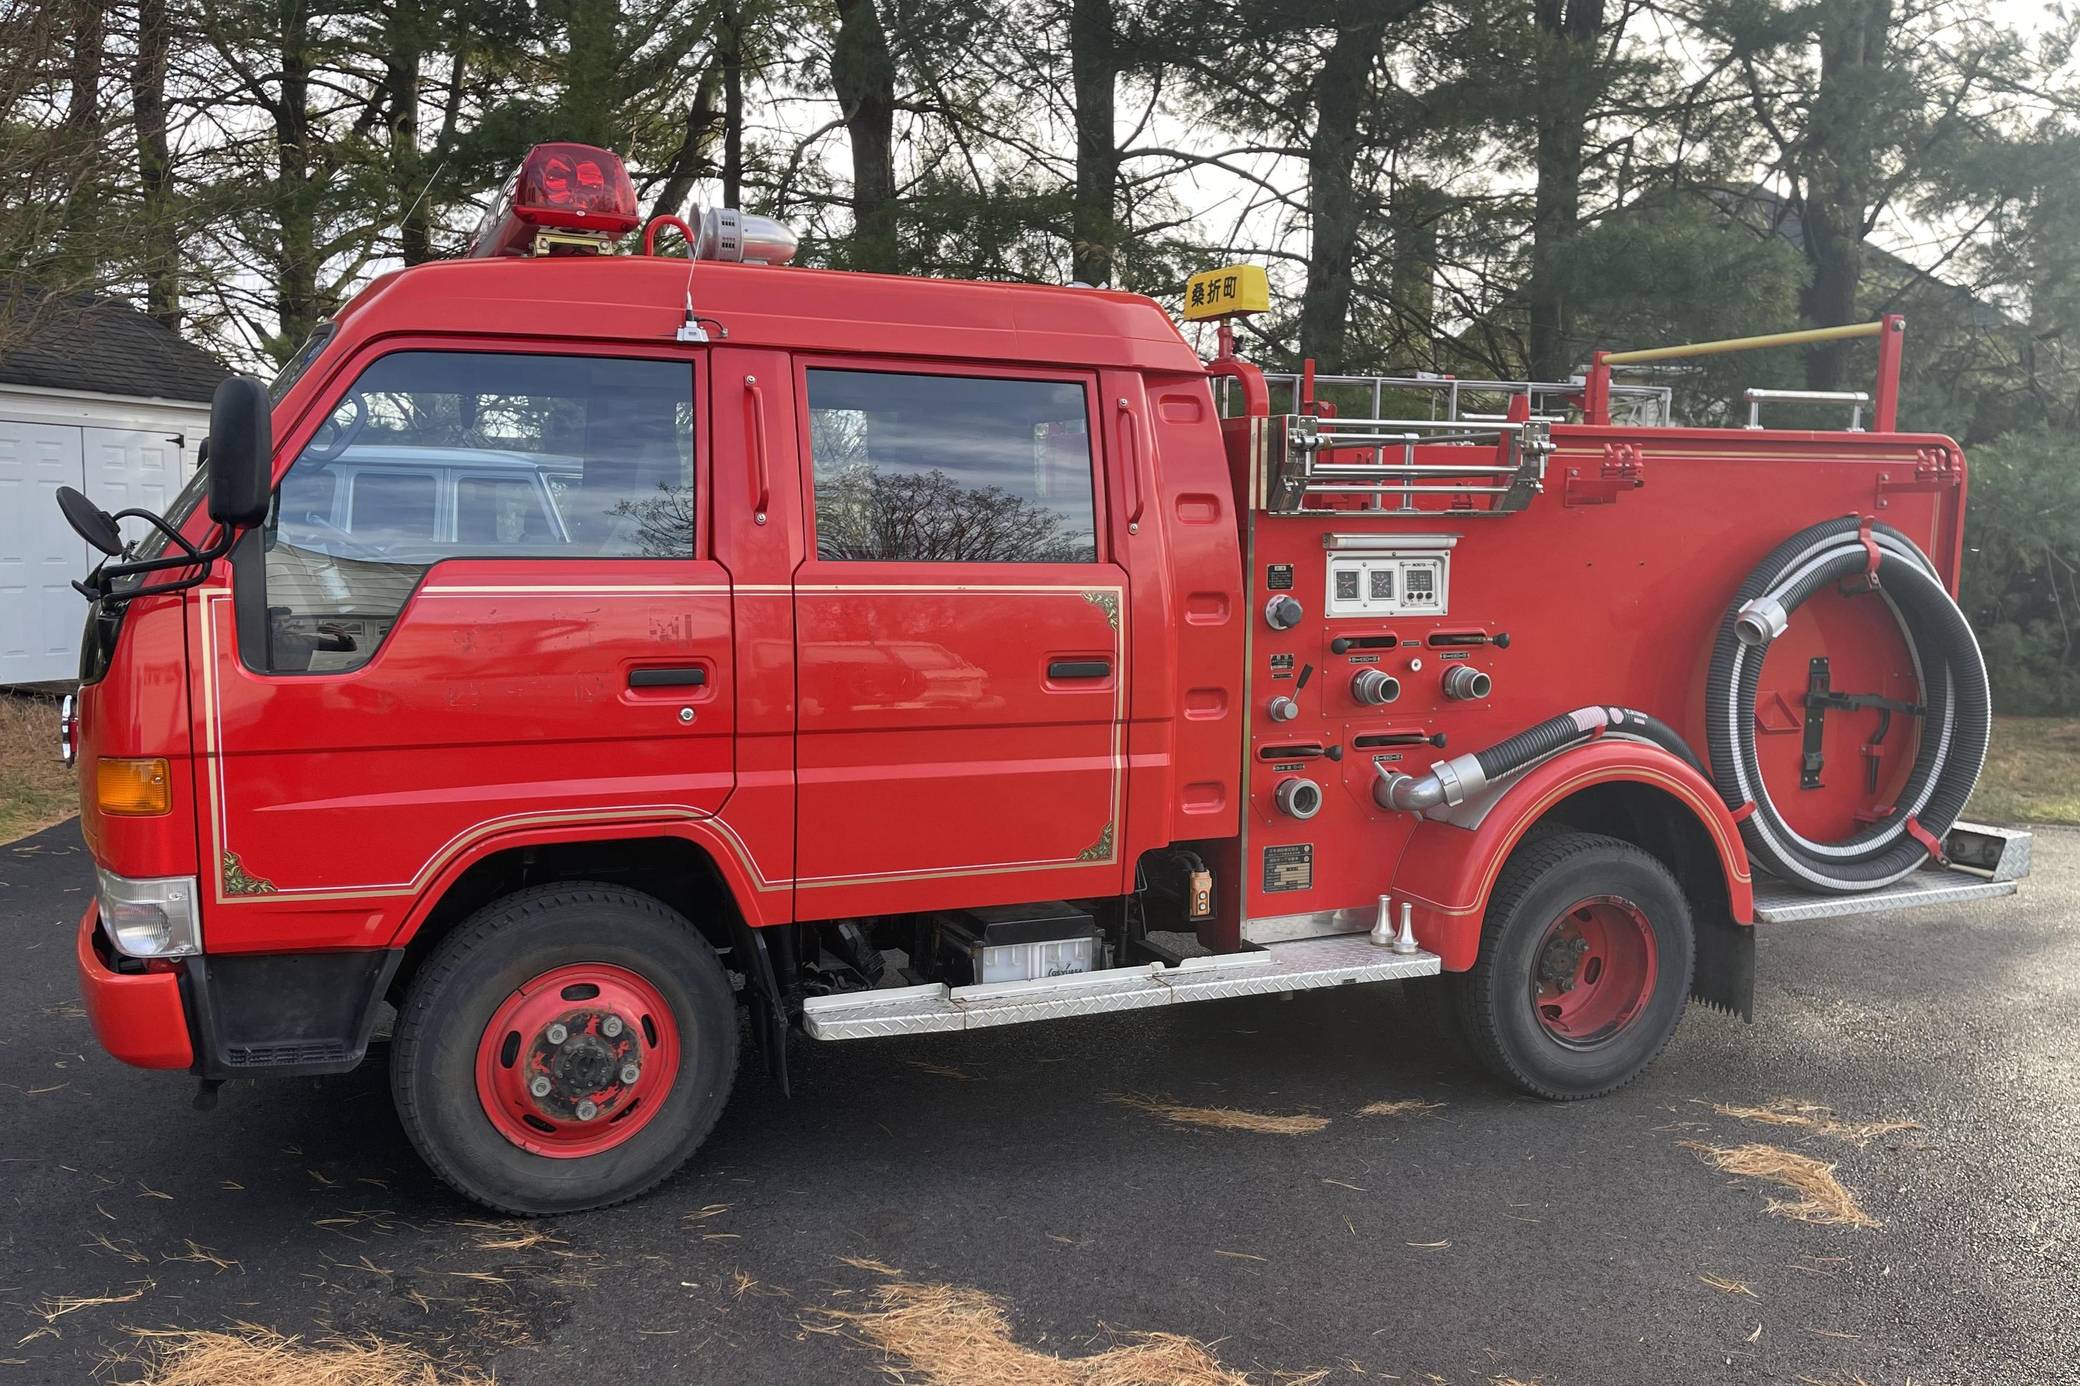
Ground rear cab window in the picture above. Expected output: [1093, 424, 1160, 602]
[803, 368, 1098, 563]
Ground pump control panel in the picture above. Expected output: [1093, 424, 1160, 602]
[1323, 535, 1455, 619]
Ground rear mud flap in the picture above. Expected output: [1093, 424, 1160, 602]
[1691, 915, 1754, 1022]
[732, 924, 792, 1097]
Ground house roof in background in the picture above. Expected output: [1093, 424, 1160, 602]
[0, 289, 230, 403]
[1708, 185, 2018, 330]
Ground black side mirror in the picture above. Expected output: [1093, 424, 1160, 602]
[56, 486, 124, 556]
[207, 375, 274, 528]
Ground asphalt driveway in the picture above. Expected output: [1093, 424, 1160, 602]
[1, 819, 2072, 1383]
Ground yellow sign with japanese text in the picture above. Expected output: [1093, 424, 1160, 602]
[1181, 264, 1269, 321]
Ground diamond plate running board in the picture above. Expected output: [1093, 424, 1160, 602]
[801, 933, 1442, 1041]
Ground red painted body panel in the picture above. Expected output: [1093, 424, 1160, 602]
[1387, 742, 1755, 970]
[75, 594, 198, 881]
[65, 244, 1970, 1073]
[75, 907, 194, 1069]
[1234, 422, 1963, 948]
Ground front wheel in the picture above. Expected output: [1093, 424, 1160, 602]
[1454, 832, 1694, 1100]
[391, 884, 738, 1215]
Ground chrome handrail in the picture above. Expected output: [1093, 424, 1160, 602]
[1743, 387, 1870, 431]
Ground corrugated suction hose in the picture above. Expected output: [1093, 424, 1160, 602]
[1705, 517, 1989, 893]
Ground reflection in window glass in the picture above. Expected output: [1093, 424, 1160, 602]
[257, 352, 694, 674]
[806, 369, 1096, 563]
[348, 471, 437, 542]
[458, 476, 556, 545]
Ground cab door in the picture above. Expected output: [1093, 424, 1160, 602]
[789, 360, 1130, 919]
[194, 346, 733, 951]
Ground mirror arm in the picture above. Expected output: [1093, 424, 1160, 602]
[85, 522, 240, 604]
[109, 507, 207, 564]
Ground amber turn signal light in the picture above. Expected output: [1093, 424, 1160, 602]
[96, 757, 172, 816]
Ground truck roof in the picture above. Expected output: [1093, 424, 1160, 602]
[333, 256, 1206, 376]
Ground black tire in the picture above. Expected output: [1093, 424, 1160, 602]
[390, 883, 738, 1215]
[1453, 832, 1694, 1100]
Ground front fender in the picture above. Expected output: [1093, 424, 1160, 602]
[1387, 740, 1754, 971]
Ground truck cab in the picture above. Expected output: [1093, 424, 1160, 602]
[59, 142, 2028, 1215]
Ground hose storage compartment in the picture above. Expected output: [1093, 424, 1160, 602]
[1706, 517, 1989, 893]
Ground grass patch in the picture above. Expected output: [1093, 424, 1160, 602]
[1968, 715, 2080, 825]
[0, 690, 77, 843]
[815, 1278, 1258, 1386]
[1682, 1141, 1878, 1227]
[1706, 1098, 1921, 1144]
[1354, 1098, 1445, 1118]
[1112, 1094, 1329, 1136]
[109, 1327, 490, 1385]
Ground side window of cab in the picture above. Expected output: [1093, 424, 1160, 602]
[246, 351, 694, 674]
[803, 368, 1097, 563]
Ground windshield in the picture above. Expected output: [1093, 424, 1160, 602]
[271, 322, 335, 402]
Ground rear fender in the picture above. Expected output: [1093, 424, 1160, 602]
[1387, 740, 1754, 972]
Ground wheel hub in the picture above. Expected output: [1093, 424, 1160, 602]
[474, 963, 681, 1158]
[1529, 896, 1658, 1048]
[524, 1010, 642, 1122]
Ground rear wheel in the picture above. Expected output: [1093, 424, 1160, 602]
[391, 884, 738, 1215]
[1454, 832, 1694, 1100]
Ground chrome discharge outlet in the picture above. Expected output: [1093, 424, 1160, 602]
[1393, 901, 1418, 955]
[1368, 895, 1395, 948]
[1350, 668, 1400, 705]
[1274, 777, 1323, 820]
[1441, 665, 1491, 700]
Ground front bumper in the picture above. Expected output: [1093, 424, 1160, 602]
[78, 902, 404, 1077]
[75, 905, 194, 1069]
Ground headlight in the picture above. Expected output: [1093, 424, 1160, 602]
[97, 869, 202, 958]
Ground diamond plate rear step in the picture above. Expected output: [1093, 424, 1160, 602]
[801, 933, 1442, 1041]
[1750, 821, 2031, 923]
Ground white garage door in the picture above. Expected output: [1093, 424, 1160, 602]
[0, 420, 192, 685]
[86, 426, 190, 535]
[0, 419, 89, 685]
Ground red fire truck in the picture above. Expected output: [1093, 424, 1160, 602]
[57, 142, 2029, 1214]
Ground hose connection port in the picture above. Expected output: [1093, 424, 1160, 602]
[1442, 665, 1492, 701]
[1733, 595, 1790, 647]
[1350, 668, 1401, 706]
[1274, 777, 1324, 819]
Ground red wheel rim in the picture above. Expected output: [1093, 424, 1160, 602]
[1530, 895, 1658, 1047]
[474, 963, 681, 1159]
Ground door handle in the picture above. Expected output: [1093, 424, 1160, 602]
[1048, 659, 1111, 680]
[629, 666, 708, 688]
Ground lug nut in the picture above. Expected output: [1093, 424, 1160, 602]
[545, 1022, 569, 1045]
[619, 1063, 641, 1084]
[601, 1015, 624, 1038]
[528, 1076, 552, 1098]
[575, 1100, 598, 1121]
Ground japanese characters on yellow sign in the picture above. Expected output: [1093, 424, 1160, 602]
[1181, 264, 1269, 321]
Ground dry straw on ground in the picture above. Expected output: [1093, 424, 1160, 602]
[1112, 1094, 1329, 1135]
[1706, 1099, 1921, 1144]
[817, 1277, 1257, 1386]
[108, 1327, 490, 1386]
[1682, 1141, 1878, 1227]
[1354, 1099, 1446, 1117]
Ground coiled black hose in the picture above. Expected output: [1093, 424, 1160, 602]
[1705, 518, 1989, 893]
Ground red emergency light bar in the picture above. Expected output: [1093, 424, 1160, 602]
[466, 142, 641, 258]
